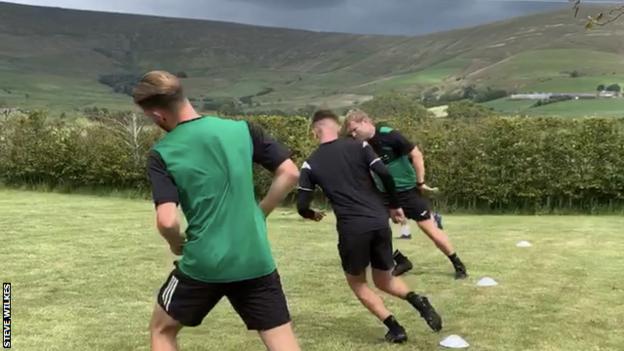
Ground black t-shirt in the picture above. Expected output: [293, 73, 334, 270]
[298, 138, 389, 234]
[147, 120, 291, 205]
[368, 127, 415, 164]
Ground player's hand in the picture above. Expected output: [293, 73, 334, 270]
[312, 211, 326, 222]
[418, 183, 440, 195]
[389, 208, 406, 224]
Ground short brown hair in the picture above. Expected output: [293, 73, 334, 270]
[311, 109, 339, 124]
[132, 70, 185, 110]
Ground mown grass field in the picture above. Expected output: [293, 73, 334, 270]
[484, 97, 624, 117]
[1, 189, 623, 350]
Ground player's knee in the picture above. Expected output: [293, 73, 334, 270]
[373, 278, 391, 292]
[150, 315, 178, 336]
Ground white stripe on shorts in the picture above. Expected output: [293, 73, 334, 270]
[161, 276, 177, 311]
[164, 276, 179, 311]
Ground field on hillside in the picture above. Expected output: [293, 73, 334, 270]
[1, 189, 623, 350]
[485, 97, 624, 117]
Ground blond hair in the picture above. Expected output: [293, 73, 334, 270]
[342, 108, 373, 136]
[344, 108, 372, 124]
[132, 70, 184, 110]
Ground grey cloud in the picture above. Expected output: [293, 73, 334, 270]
[231, 0, 346, 10]
[4, 0, 572, 35]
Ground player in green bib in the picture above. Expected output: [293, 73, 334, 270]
[133, 71, 301, 351]
[344, 109, 468, 280]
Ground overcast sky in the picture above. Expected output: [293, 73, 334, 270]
[2, 0, 616, 35]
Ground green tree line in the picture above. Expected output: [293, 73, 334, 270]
[1, 111, 622, 213]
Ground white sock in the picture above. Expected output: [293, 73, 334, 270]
[400, 223, 411, 236]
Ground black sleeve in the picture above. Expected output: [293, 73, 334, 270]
[147, 150, 179, 206]
[370, 161, 399, 209]
[362, 141, 381, 167]
[387, 130, 415, 156]
[247, 121, 292, 172]
[363, 142, 399, 208]
[297, 162, 317, 219]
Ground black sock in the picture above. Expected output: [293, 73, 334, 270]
[405, 291, 419, 302]
[383, 315, 402, 332]
[447, 253, 465, 271]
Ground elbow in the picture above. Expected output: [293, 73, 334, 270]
[157, 217, 177, 232]
[277, 159, 300, 186]
[411, 147, 423, 161]
[156, 210, 178, 231]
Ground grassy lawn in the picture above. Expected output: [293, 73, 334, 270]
[1, 189, 623, 350]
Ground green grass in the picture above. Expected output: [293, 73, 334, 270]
[369, 59, 469, 91]
[484, 97, 624, 117]
[477, 49, 624, 82]
[525, 75, 624, 94]
[0, 68, 134, 115]
[2, 189, 623, 350]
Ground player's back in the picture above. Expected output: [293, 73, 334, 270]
[153, 116, 275, 282]
[304, 138, 388, 232]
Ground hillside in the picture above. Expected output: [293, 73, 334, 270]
[0, 1, 623, 114]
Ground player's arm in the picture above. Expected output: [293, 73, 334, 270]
[390, 130, 426, 185]
[247, 122, 299, 217]
[363, 142, 405, 223]
[364, 142, 400, 208]
[296, 162, 324, 221]
[409, 145, 425, 185]
[147, 151, 185, 255]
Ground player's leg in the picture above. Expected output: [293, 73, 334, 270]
[150, 304, 183, 351]
[259, 323, 300, 351]
[404, 190, 468, 279]
[397, 218, 412, 239]
[369, 228, 443, 332]
[339, 230, 407, 343]
[226, 270, 301, 351]
[415, 217, 467, 279]
[151, 268, 224, 351]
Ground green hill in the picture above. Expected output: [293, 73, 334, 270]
[0, 1, 623, 115]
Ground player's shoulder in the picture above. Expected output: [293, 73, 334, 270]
[340, 137, 368, 148]
[378, 126, 394, 134]
[303, 147, 323, 168]
[377, 126, 408, 143]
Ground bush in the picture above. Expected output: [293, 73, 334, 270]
[447, 100, 494, 119]
[1, 111, 623, 213]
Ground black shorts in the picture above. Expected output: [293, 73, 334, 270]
[337, 228, 395, 275]
[395, 188, 432, 222]
[157, 267, 291, 331]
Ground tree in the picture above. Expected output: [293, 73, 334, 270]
[218, 100, 244, 116]
[597, 84, 606, 92]
[606, 84, 621, 93]
[571, 0, 624, 27]
[90, 111, 151, 169]
[359, 93, 431, 120]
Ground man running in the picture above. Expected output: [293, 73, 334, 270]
[297, 110, 442, 343]
[344, 109, 468, 279]
[133, 70, 302, 351]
